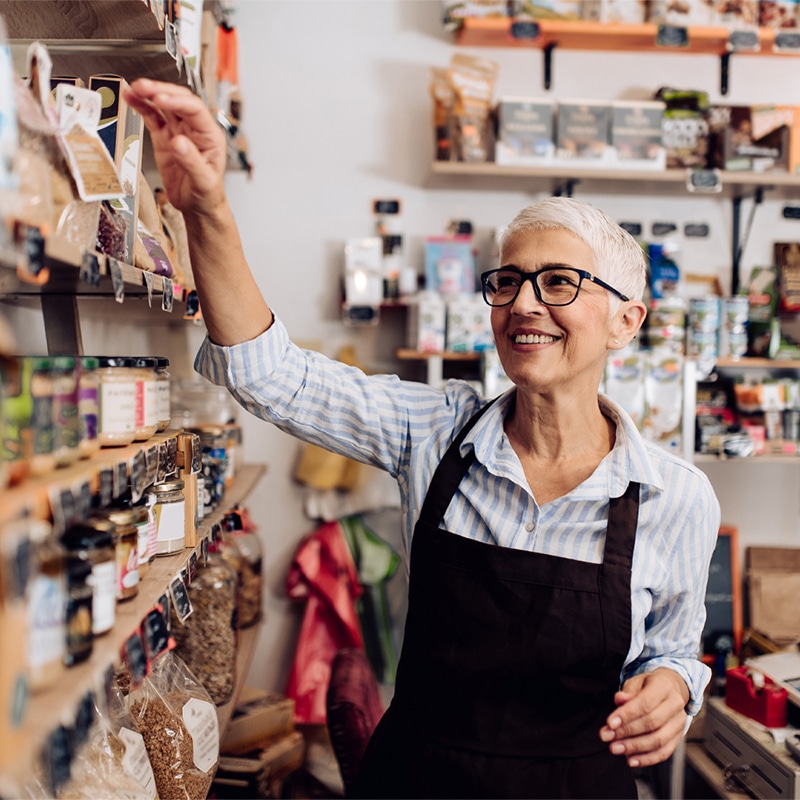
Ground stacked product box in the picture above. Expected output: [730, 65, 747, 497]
[445, 294, 493, 353]
[610, 100, 666, 170]
[554, 100, 614, 165]
[495, 98, 555, 166]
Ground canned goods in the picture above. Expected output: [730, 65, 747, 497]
[688, 296, 721, 333]
[687, 329, 718, 360]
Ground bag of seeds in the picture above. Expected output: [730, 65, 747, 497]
[127, 607, 220, 800]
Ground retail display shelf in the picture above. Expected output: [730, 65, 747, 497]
[396, 348, 482, 362]
[454, 17, 798, 57]
[694, 452, 800, 464]
[684, 741, 750, 799]
[1, 462, 268, 795]
[428, 161, 800, 199]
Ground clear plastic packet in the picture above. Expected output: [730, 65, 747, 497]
[127, 650, 220, 800]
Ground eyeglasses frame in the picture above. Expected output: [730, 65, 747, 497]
[480, 266, 631, 308]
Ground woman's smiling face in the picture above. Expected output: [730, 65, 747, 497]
[491, 228, 621, 395]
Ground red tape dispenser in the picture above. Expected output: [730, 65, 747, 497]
[726, 665, 788, 728]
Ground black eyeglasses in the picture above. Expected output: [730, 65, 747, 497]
[480, 266, 630, 308]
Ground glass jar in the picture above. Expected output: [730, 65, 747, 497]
[50, 355, 80, 468]
[61, 521, 116, 637]
[224, 511, 263, 629]
[154, 357, 171, 432]
[103, 508, 140, 602]
[77, 357, 100, 459]
[96, 357, 137, 447]
[0, 515, 31, 771]
[64, 555, 93, 667]
[27, 519, 66, 693]
[170, 541, 237, 705]
[148, 479, 186, 556]
[132, 357, 158, 442]
[108, 499, 151, 579]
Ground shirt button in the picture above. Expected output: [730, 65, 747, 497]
[525, 522, 535, 532]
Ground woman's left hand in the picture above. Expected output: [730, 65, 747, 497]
[598, 667, 690, 767]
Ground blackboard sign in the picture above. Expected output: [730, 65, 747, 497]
[703, 525, 742, 654]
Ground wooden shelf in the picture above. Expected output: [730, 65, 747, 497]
[428, 160, 800, 199]
[455, 17, 798, 57]
[396, 348, 482, 362]
[0, 462, 268, 796]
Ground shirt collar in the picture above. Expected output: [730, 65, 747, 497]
[464, 390, 666, 499]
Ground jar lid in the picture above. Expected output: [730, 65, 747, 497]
[80, 356, 99, 369]
[149, 479, 185, 494]
[50, 356, 76, 371]
[21, 356, 53, 371]
[97, 356, 136, 369]
[103, 507, 143, 528]
[133, 356, 157, 369]
[66, 554, 93, 581]
[155, 357, 170, 369]
[62, 523, 115, 551]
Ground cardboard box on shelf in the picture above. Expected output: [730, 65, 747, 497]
[746, 546, 800, 646]
[221, 686, 296, 756]
[708, 104, 792, 172]
[555, 100, 613, 164]
[610, 100, 666, 170]
[495, 97, 555, 166]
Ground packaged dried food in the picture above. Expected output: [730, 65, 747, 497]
[127, 651, 220, 800]
[170, 539, 238, 705]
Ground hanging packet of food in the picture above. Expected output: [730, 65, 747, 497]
[429, 66, 454, 161]
[53, 83, 124, 202]
[125, 606, 220, 800]
[447, 52, 498, 162]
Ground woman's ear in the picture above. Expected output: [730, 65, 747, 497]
[608, 300, 647, 350]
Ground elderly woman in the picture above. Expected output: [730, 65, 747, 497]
[125, 79, 719, 799]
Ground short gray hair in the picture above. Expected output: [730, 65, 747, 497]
[497, 197, 648, 304]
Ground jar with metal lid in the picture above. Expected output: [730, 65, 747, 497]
[27, 519, 66, 693]
[96, 357, 137, 447]
[50, 355, 80, 468]
[102, 508, 140, 602]
[64, 555, 93, 667]
[170, 539, 237, 705]
[61, 521, 116, 637]
[107, 499, 151, 579]
[132, 357, 158, 441]
[77, 357, 100, 459]
[154, 357, 171, 432]
[147, 479, 186, 556]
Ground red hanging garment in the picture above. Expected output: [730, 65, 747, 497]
[286, 521, 364, 724]
[216, 23, 239, 86]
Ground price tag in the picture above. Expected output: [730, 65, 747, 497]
[48, 486, 77, 536]
[108, 257, 125, 303]
[651, 221, 678, 236]
[184, 289, 201, 320]
[728, 29, 759, 51]
[131, 450, 147, 503]
[73, 691, 95, 748]
[122, 631, 148, 688]
[157, 442, 169, 483]
[143, 270, 155, 307]
[686, 168, 722, 193]
[170, 574, 193, 623]
[165, 21, 179, 59]
[684, 222, 711, 238]
[98, 468, 114, 507]
[14, 222, 49, 285]
[619, 221, 642, 237]
[159, 592, 171, 630]
[161, 276, 174, 312]
[656, 25, 688, 48]
[142, 606, 173, 661]
[775, 31, 800, 52]
[113, 461, 128, 499]
[75, 480, 92, 522]
[510, 20, 540, 40]
[44, 726, 71, 796]
[145, 445, 159, 487]
[188, 549, 198, 583]
[79, 251, 100, 287]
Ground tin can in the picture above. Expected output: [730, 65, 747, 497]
[688, 296, 721, 332]
[687, 329, 719, 360]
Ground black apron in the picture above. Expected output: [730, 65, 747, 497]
[352, 402, 641, 799]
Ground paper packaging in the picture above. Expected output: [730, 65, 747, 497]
[611, 101, 666, 170]
[746, 546, 800, 645]
[89, 75, 144, 263]
[495, 98, 555, 166]
[445, 295, 493, 353]
[221, 686, 296, 756]
[407, 291, 446, 353]
[555, 100, 613, 163]
[708, 104, 792, 172]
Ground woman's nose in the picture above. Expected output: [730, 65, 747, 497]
[510, 277, 545, 312]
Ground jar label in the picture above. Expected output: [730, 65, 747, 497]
[99, 382, 137, 434]
[153, 498, 186, 546]
[28, 575, 66, 668]
[119, 726, 158, 799]
[116, 539, 139, 595]
[88, 560, 116, 634]
[182, 697, 219, 773]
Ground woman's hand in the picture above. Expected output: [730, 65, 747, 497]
[122, 78, 227, 217]
[599, 668, 690, 768]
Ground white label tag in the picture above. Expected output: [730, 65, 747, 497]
[182, 697, 219, 773]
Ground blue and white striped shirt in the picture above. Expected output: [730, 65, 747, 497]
[196, 315, 720, 715]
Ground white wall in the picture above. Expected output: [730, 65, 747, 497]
[6, 0, 800, 695]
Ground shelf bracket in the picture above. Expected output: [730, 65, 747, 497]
[731, 186, 765, 296]
[554, 178, 579, 197]
[543, 43, 556, 90]
[719, 52, 731, 96]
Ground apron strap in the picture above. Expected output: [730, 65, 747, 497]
[418, 396, 500, 527]
[603, 481, 640, 571]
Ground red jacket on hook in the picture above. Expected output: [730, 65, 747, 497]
[286, 521, 364, 724]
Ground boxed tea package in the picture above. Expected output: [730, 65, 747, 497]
[611, 100, 666, 169]
[495, 97, 555, 165]
[555, 100, 613, 163]
[656, 87, 710, 169]
[708, 104, 792, 172]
